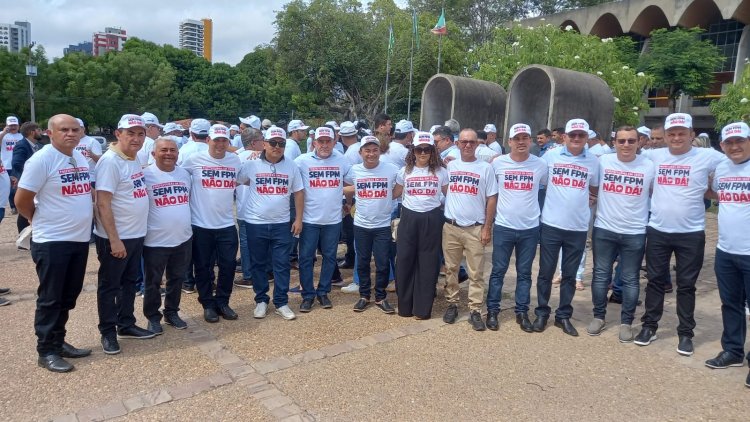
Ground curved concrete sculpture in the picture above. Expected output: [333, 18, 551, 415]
[420, 74, 507, 133]
[505, 65, 614, 141]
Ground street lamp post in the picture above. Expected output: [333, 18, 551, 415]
[26, 42, 37, 122]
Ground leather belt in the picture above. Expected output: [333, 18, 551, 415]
[445, 218, 482, 228]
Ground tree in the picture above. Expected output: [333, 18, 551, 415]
[710, 64, 750, 129]
[638, 28, 724, 112]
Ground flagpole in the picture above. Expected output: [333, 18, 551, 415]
[385, 23, 392, 114]
[407, 12, 415, 120]
[437, 34, 442, 74]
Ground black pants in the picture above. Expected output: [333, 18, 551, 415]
[143, 239, 192, 322]
[641, 227, 705, 337]
[342, 213, 355, 264]
[95, 236, 144, 335]
[192, 225, 238, 310]
[31, 241, 89, 356]
[395, 207, 443, 318]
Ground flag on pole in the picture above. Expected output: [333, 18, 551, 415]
[431, 8, 446, 35]
[412, 10, 420, 50]
[388, 22, 395, 57]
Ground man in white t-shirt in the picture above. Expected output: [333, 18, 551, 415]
[234, 128, 266, 288]
[587, 132, 614, 157]
[486, 124, 547, 332]
[286, 120, 306, 160]
[295, 126, 351, 312]
[534, 118, 600, 337]
[136, 112, 164, 168]
[142, 137, 193, 333]
[229, 124, 242, 150]
[588, 126, 655, 341]
[485, 124, 504, 154]
[15, 114, 93, 372]
[636, 113, 726, 356]
[94, 114, 154, 355]
[434, 126, 458, 161]
[1, 115, 23, 214]
[74, 118, 102, 186]
[162, 122, 186, 150]
[182, 124, 242, 323]
[237, 126, 304, 321]
[442, 128, 498, 331]
[337, 121, 360, 268]
[176, 119, 210, 166]
[704, 122, 750, 385]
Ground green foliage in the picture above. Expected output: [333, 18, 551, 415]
[710, 64, 750, 129]
[470, 23, 652, 126]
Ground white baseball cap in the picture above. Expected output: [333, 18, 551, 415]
[508, 123, 531, 139]
[229, 124, 240, 132]
[324, 120, 340, 130]
[429, 125, 441, 134]
[189, 118, 211, 135]
[208, 124, 230, 140]
[315, 126, 335, 140]
[565, 118, 589, 134]
[141, 112, 164, 128]
[239, 115, 261, 129]
[637, 126, 651, 137]
[588, 130, 597, 139]
[339, 121, 357, 137]
[76, 118, 85, 128]
[483, 124, 497, 133]
[360, 135, 380, 147]
[721, 122, 750, 142]
[265, 126, 287, 141]
[261, 118, 273, 129]
[163, 122, 184, 134]
[413, 131, 434, 146]
[118, 114, 146, 130]
[6, 116, 19, 126]
[395, 120, 418, 134]
[665, 113, 692, 130]
[287, 120, 309, 132]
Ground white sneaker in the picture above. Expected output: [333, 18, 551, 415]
[275, 305, 296, 320]
[253, 302, 267, 319]
[341, 283, 359, 293]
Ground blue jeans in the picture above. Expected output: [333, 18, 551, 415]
[714, 248, 750, 362]
[353, 225, 391, 301]
[238, 220, 252, 280]
[591, 227, 645, 325]
[536, 223, 587, 320]
[299, 222, 341, 299]
[246, 222, 293, 307]
[192, 225, 238, 309]
[487, 225, 539, 314]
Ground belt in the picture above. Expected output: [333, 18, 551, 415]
[445, 218, 482, 228]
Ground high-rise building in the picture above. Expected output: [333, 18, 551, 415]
[179, 18, 212, 62]
[64, 41, 93, 56]
[0, 21, 31, 53]
[92, 27, 127, 57]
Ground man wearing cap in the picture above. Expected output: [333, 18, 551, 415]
[237, 126, 304, 321]
[182, 124, 242, 322]
[286, 120, 307, 161]
[94, 114, 155, 355]
[73, 118, 103, 183]
[336, 121, 359, 270]
[587, 131, 613, 157]
[261, 119, 273, 131]
[14, 114, 93, 372]
[162, 122, 186, 150]
[637, 126, 652, 150]
[177, 119, 211, 166]
[142, 137, 193, 333]
[240, 115, 261, 131]
[1, 116, 23, 214]
[295, 127, 350, 312]
[533, 118, 600, 337]
[442, 128, 498, 331]
[486, 123, 547, 332]
[587, 126, 655, 341]
[635, 113, 726, 355]
[704, 122, 750, 387]
[11, 121, 43, 233]
[434, 126, 458, 161]
[136, 112, 164, 168]
[485, 124, 504, 155]
[229, 124, 242, 150]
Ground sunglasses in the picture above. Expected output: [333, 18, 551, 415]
[266, 140, 286, 148]
[567, 133, 588, 139]
[414, 146, 432, 154]
[458, 140, 478, 146]
[616, 139, 638, 145]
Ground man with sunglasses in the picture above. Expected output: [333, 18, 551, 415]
[238, 126, 304, 321]
[534, 118, 600, 337]
[587, 126, 654, 341]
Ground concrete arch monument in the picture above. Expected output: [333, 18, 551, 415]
[420, 74, 507, 133]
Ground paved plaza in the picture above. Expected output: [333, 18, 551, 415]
[0, 212, 747, 421]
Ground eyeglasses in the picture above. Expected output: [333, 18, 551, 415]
[458, 140, 478, 146]
[266, 140, 286, 148]
[616, 139, 638, 145]
[414, 146, 432, 155]
[567, 133, 588, 139]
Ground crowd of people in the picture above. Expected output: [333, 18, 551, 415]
[0, 110, 748, 390]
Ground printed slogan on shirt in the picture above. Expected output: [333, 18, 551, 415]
[308, 166, 341, 188]
[151, 181, 189, 207]
[717, 176, 750, 203]
[657, 164, 690, 187]
[200, 166, 236, 189]
[503, 170, 534, 191]
[357, 177, 389, 199]
[602, 169, 645, 196]
[551, 164, 588, 190]
[406, 175, 439, 196]
[449, 171, 480, 196]
[60, 166, 91, 196]
[256, 172, 290, 195]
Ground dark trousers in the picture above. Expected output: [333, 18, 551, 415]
[641, 227, 705, 337]
[192, 225, 238, 310]
[246, 222, 293, 307]
[342, 213, 355, 264]
[487, 224, 539, 314]
[95, 236, 144, 335]
[143, 239, 192, 321]
[395, 207, 443, 318]
[354, 225, 391, 301]
[535, 223, 587, 320]
[714, 248, 750, 362]
[31, 241, 88, 356]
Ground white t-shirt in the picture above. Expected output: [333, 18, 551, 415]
[440, 144, 458, 160]
[648, 147, 726, 233]
[488, 141, 503, 154]
[492, 154, 547, 230]
[182, 150, 241, 229]
[284, 139, 302, 161]
[74, 135, 103, 182]
[177, 140, 209, 166]
[397, 166, 448, 213]
[344, 162, 399, 229]
[447, 144, 497, 163]
[444, 159, 498, 226]
[594, 154, 655, 235]
[540, 147, 600, 231]
[237, 155, 304, 224]
[93, 149, 149, 239]
[235, 149, 262, 212]
[713, 159, 750, 255]
[1, 132, 22, 168]
[295, 151, 351, 225]
[588, 143, 613, 157]
[0, 159, 9, 209]
[143, 164, 193, 247]
[17, 146, 93, 242]
[344, 142, 363, 165]
[137, 136, 155, 168]
[382, 142, 409, 168]
[231, 134, 243, 150]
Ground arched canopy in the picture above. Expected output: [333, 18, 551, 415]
[590, 13, 624, 37]
[678, 0, 723, 29]
[560, 19, 580, 32]
[630, 5, 671, 36]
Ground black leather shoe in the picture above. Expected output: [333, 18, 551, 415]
[147, 320, 163, 335]
[218, 305, 238, 320]
[164, 313, 188, 329]
[443, 304, 458, 324]
[458, 272, 469, 282]
[38, 354, 74, 373]
[634, 327, 657, 346]
[532, 315, 548, 332]
[61, 342, 91, 358]
[608, 294, 623, 304]
[375, 299, 395, 314]
[486, 311, 499, 331]
[300, 298, 314, 313]
[469, 311, 486, 331]
[101, 335, 121, 355]
[516, 313, 534, 333]
[705, 351, 745, 369]
[317, 295, 333, 309]
[204, 307, 220, 323]
[677, 335, 694, 356]
[353, 297, 370, 312]
[337, 260, 354, 269]
[117, 325, 156, 339]
[554, 318, 579, 337]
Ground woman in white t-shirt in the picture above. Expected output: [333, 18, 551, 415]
[393, 132, 448, 319]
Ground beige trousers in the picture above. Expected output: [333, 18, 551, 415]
[442, 223, 486, 311]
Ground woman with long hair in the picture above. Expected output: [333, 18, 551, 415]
[392, 132, 448, 319]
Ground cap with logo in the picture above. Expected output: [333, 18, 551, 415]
[208, 124, 230, 140]
[509, 123, 531, 139]
[483, 124, 497, 133]
[395, 120, 418, 134]
[118, 114, 146, 130]
[360, 135, 380, 147]
[287, 120, 309, 132]
[324, 120, 340, 130]
[339, 121, 357, 137]
[239, 115, 261, 130]
[5, 116, 19, 126]
[636, 126, 651, 137]
[265, 126, 287, 141]
[141, 112, 164, 128]
[315, 126, 335, 140]
[189, 118, 211, 135]
[565, 118, 589, 134]
[413, 131, 434, 146]
[721, 122, 750, 142]
[664, 113, 692, 130]
[163, 122, 184, 134]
